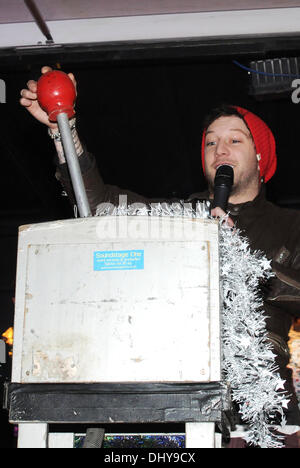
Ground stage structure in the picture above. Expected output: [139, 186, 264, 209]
[7, 214, 229, 448]
[5, 71, 230, 448]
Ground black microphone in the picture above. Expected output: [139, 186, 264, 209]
[212, 165, 234, 211]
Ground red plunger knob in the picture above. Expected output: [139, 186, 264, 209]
[37, 70, 76, 121]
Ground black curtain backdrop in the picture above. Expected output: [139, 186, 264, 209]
[1, 56, 300, 343]
[0, 54, 299, 447]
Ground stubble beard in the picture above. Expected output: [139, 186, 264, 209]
[206, 169, 259, 201]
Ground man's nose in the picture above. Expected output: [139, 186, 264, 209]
[215, 140, 229, 156]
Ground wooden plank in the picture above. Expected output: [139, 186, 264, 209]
[8, 382, 225, 424]
[185, 422, 215, 448]
[18, 423, 48, 448]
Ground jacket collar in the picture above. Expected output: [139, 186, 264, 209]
[227, 185, 266, 217]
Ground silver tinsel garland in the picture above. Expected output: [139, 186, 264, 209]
[96, 200, 289, 448]
[219, 221, 288, 448]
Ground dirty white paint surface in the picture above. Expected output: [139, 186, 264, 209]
[12, 216, 220, 384]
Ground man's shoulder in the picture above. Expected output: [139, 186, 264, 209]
[265, 198, 300, 222]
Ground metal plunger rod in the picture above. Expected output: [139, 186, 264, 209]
[57, 112, 92, 218]
[37, 70, 92, 218]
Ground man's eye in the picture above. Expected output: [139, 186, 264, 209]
[232, 139, 241, 143]
[206, 141, 216, 146]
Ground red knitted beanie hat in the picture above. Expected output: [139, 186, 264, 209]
[201, 106, 277, 182]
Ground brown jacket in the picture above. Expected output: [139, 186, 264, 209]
[56, 148, 300, 424]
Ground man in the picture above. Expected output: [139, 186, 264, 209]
[20, 67, 300, 447]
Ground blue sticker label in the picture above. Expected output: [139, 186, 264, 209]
[94, 250, 144, 271]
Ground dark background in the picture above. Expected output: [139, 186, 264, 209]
[0, 35, 300, 447]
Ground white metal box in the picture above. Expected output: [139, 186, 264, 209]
[12, 216, 220, 384]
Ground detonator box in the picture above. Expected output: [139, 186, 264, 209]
[11, 216, 220, 385]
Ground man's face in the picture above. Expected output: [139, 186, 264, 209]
[204, 115, 260, 199]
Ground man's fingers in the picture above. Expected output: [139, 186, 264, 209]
[211, 207, 226, 218]
[68, 72, 77, 91]
[27, 79, 37, 92]
[41, 65, 53, 74]
[19, 96, 33, 107]
[211, 207, 235, 227]
[20, 88, 36, 100]
[225, 217, 235, 228]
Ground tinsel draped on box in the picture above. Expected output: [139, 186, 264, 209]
[96, 200, 289, 448]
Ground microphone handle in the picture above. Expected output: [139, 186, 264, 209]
[212, 185, 231, 211]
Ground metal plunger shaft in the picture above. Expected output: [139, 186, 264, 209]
[37, 70, 92, 218]
[56, 112, 91, 217]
